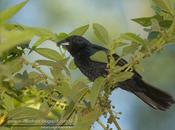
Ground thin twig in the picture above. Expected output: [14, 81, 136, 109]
[108, 109, 121, 130]
[97, 119, 109, 130]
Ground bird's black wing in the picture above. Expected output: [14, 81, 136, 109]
[111, 53, 128, 66]
[112, 54, 142, 79]
[90, 44, 142, 78]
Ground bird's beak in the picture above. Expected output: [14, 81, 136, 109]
[57, 41, 70, 50]
[61, 42, 70, 46]
[57, 41, 70, 47]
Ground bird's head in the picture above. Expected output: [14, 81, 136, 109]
[57, 35, 90, 56]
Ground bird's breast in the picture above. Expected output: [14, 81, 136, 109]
[74, 57, 107, 81]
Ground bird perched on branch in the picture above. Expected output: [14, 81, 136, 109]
[57, 35, 174, 111]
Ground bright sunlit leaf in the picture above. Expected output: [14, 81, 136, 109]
[69, 24, 89, 36]
[89, 77, 105, 108]
[0, 27, 33, 56]
[90, 51, 108, 63]
[93, 23, 110, 45]
[120, 33, 145, 44]
[32, 37, 48, 49]
[71, 107, 102, 130]
[57, 32, 69, 42]
[35, 48, 63, 61]
[0, 0, 29, 24]
[122, 43, 140, 56]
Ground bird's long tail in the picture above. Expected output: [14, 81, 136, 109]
[124, 79, 175, 111]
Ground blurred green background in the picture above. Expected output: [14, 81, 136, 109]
[0, 0, 175, 130]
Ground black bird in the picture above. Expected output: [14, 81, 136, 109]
[57, 35, 175, 111]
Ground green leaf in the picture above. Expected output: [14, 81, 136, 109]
[35, 48, 63, 61]
[122, 43, 140, 56]
[37, 59, 70, 74]
[2, 23, 57, 39]
[52, 73, 72, 97]
[54, 84, 72, 97]
[8, 107, 44, 119]
[0, 23, 57, 56]
[70, 84, 89, 103]
[132, 17, 153, 27]
[0, 43, 28, 63]
[63, 82, 89, 120]
[39, 102, 50, 114]
[68, 59, 77, 70]
[152, 0, 174, 14]
[0, 28, 33, 56]
[7, 107, 45, 126]
[0, 0, 29, 24]
[0, 57, 23, 76]
[32, 37, 48, 49]
[71, 107, 102, 130]
[2, 93, 14, 111]
[151, 19, 160, 31]
[69, 24, 89, 36]
[115, 72, 133, 82]
[90, 51, 108, 63]
[36, 59, 57, 67]
[148, 31, 160, 40]
[36, 59, 67, 67]
[93, 23, 110, 44]
[132, 15, 172, 28]
[8, 58, 23, 73]
[89, 77, 105, 108]
[159, 20, 172, 28]
[71, 82, 89, 101]
[1, 23, 55, 39]
[120, 33, 145, 44]
[57, 32, 69, 42]
[64, 82, 89, 118]
[26, 26, 57, 39]
[169, 15, 175, 35]
[112, 38, 128, 49]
